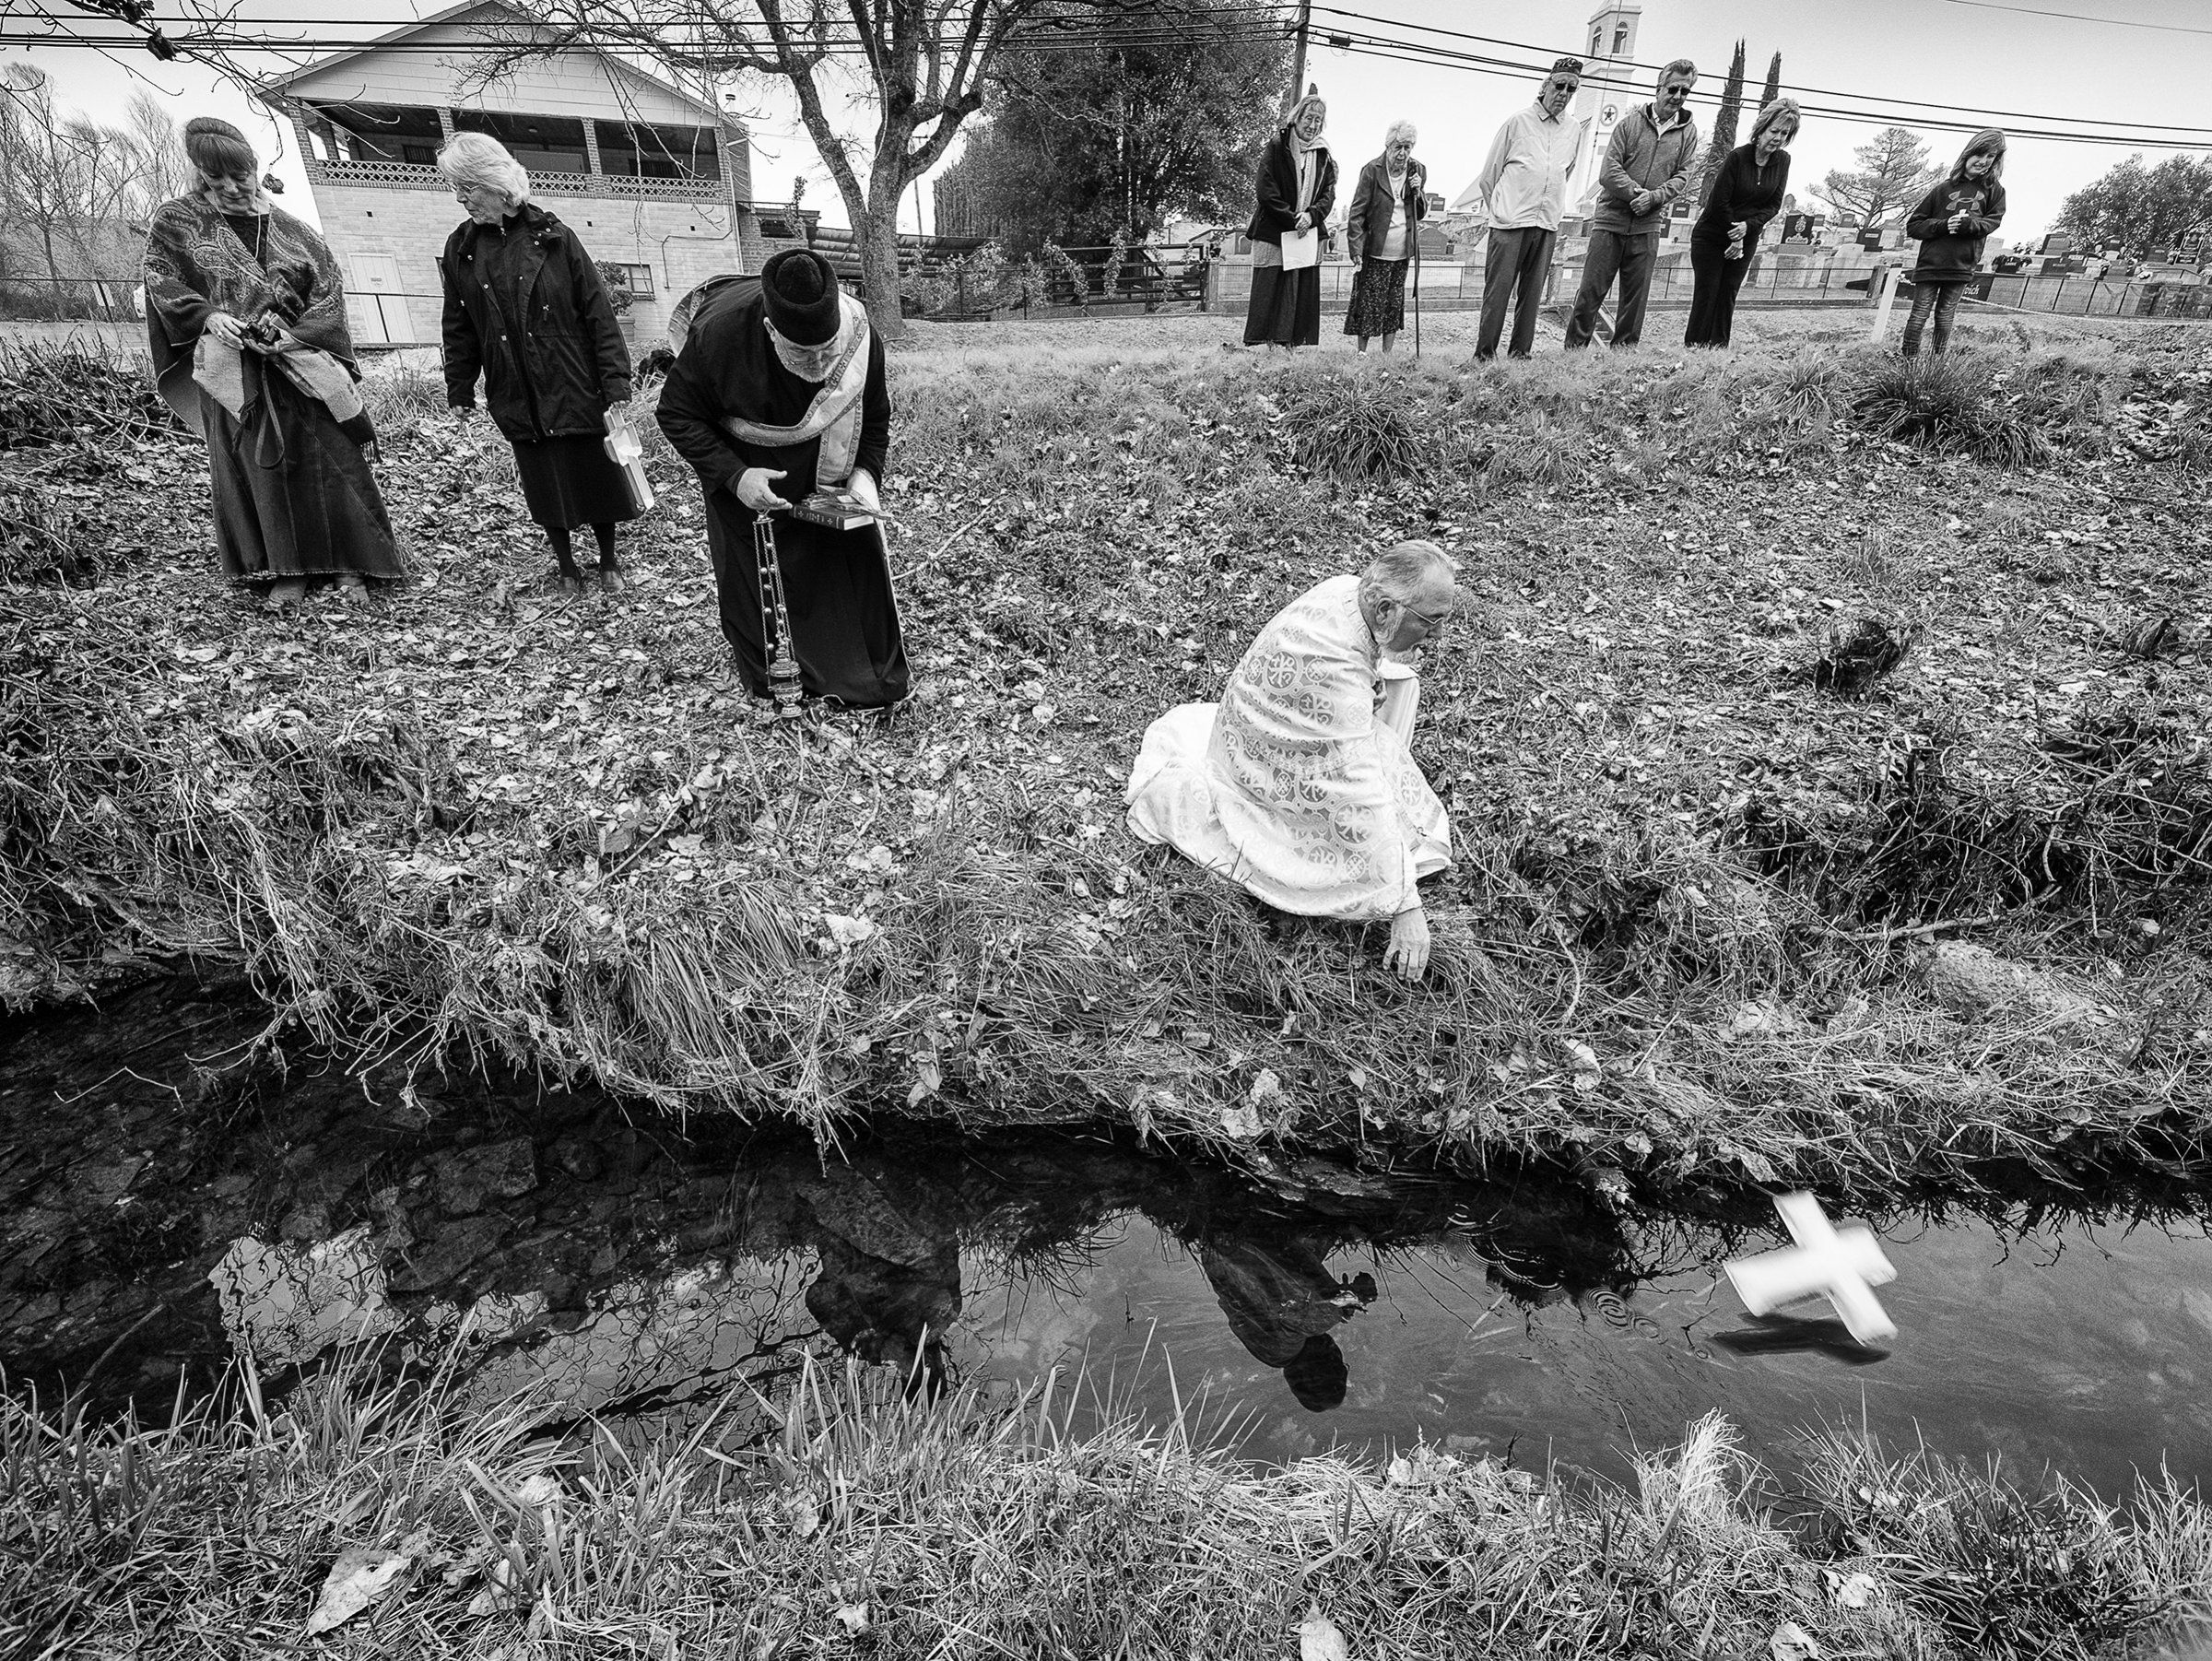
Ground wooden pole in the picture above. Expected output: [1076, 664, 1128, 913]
[1288, 0, 1312, 107]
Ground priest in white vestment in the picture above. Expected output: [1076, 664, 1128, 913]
[1125, 542, 1456, 979]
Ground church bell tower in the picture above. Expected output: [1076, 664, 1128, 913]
[1570, 2, 1642, 214]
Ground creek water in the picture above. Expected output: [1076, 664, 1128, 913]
[6, 980, 2208, 1497]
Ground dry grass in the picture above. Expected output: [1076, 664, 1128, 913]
[9, 1352, 2212, 1660]
[2, 326, 2209, 1199]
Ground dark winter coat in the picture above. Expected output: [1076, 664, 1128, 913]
[1344, 156, 1428, 265]
[653, 284, 889, 502]
[1245, 132, 1338, 248]
[440, 203, 631, 442]
[1906, 175, 2007, 284]
[1692, 144, 1790, 252]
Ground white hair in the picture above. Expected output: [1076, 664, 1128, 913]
[1383, 119, 1418, 148]
[437, 131, 530, 206]
[1360, 540, 1453, 604]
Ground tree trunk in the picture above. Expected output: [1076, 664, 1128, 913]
[862, 143, 912, 343]
[858, 203, 906, 342]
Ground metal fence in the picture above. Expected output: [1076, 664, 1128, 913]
[1203, 254, 2212, 320]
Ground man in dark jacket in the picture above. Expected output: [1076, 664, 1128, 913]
[1565, 60, 1700, 350]
[655, 250, 907, 709]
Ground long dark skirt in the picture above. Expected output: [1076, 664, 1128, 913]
[512, 433, 643, 530]
[1342, 256, 1409, 338]
[1684, 236, 1757, 348]
[1243, 264, 1322, 347]
[203, 360, 405, 585]
[704, 490, 909, 708]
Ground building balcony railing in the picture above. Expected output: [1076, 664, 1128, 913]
[306, 157, 727, 204]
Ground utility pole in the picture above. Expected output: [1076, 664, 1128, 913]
[1287, 0, 1311, 109]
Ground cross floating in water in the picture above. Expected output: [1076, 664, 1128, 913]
[1724, 1191, 1898, 1345]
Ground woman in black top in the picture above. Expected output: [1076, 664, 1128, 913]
[1242, 86, 1338, 349]
[1684, 98, 1798, 348]
[438, 133, 640, 594]
[1900, 131, 2007, 358]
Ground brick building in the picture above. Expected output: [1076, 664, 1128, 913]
[259, 0, 817, 348]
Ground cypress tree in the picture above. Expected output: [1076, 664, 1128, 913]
[1696, 39, 1747, 209]
[1759, 52, 1782, 116]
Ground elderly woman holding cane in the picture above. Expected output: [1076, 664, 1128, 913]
[1342, 121, 1427, 353]
[437, 132, 641, 595]
[1242, 85, 1337, 351]
[1684, 98, 1798, 349]
[141, 117, 404, 609]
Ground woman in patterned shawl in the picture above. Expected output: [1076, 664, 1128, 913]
[142, 117, 403, 608]
[1125, 542, 1457, 981]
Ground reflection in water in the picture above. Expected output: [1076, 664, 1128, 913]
[6, 980, 2212, 1494]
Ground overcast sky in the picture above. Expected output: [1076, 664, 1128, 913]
[9, 0, 2208, 244]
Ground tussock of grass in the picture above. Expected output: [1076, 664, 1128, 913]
[7, 1357, 2212, 1659]
[3, 322, 2209, 1196]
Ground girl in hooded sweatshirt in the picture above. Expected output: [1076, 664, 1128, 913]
[1900, 130, 2007, 358]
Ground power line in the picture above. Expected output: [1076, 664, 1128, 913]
[1922, 0, 2212, 33]
[9, 8, 2212, 152]
[1304, 28, 2212, 149]
[1310, 5, 2212, 135]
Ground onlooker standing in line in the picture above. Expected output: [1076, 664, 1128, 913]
[1565, 60, 1700, 350]
[1342, 121, 1427, 354]
[1683, 98, 1799, 348]
[1472, 58, 1584, 360]
[142, 117, 404, 609]
[1242, 86, 1338, 351]
[1900, 131, 2007, 358]
[437, 132, 641, 595]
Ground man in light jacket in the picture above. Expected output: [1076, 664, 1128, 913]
[1473, 57, 1583, 360]
[1565, 59, 1700, 349]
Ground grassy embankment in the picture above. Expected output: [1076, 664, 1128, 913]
[2, 316, 2210, 1200]
[9, 1351, 2212, 1658]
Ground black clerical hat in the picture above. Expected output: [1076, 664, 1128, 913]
[760, 248, 841, 346]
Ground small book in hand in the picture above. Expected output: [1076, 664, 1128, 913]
[792, 487, 877, 530]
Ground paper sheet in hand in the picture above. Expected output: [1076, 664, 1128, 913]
[1279, 228, 1320, 271]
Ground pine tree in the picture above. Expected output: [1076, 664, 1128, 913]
[1695, 40, 1747, 210]
[1759, 52, 1781, 117]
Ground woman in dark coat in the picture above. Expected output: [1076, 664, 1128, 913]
[142, 117, 404, 609]
[437, 133, 640, 594]
[1900, 130, 2008, 358]
[1342, 120, 1427, 352]
[654, 251, 907, 709]
[1684, 98, 1798, 349]
[1243, 87, 1337, 350]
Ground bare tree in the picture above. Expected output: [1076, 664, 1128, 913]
[123, 90, 191, 219]
[1814, 125, 1943, 230]
[0, 67, 93, 287]
[469, 0, 1199, 338]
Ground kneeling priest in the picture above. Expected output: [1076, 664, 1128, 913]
[656, 249, 909, 707]
[1125, 542, 1456, 980]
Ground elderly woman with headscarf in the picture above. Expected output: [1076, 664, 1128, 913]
[654, 250, 907, 709]
[141, 117, 404, 609]
[1900, 131, 2007, 359]
[437, 131, 640, 594]
[1342, 120, 1427, 353]
[1684, 97, 1800, 348]
[1242, 85, 1337, 350]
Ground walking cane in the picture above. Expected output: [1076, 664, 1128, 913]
[1412, 167, 1424, 360]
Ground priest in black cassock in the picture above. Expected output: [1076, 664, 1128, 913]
[655, 249, 909, 708]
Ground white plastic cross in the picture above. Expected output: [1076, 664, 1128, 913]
[1724, 1191, 1898, 1345]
